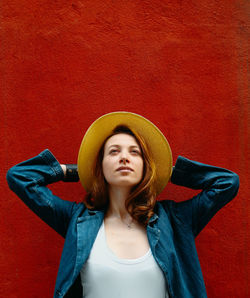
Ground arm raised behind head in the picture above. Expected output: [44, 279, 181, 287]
[6, 149, 80, 238]
[168, 156, 240, 237]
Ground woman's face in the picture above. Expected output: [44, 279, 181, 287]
[102, 133, 144, 188]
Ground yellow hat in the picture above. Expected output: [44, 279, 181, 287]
[77, 111, 172, 195]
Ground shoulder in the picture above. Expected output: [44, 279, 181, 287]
[71, 201, 88, 216]
[156, 199, 193, 226]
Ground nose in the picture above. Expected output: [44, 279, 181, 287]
[119, 152, 129, 164]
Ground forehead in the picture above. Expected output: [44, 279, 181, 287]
[104, 133, 140, 149]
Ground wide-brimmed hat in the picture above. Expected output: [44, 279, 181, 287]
[77, 111, 172, 195]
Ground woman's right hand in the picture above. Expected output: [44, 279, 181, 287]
[60, 164, 67, 177]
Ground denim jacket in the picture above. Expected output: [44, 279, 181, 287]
[6, 149, 239, 298]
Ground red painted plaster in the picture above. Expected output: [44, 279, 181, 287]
[1, 0, 249, 297]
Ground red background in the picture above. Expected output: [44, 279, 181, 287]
[1, 1, 249, 297]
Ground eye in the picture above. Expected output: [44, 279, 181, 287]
[131, 149, 141, 155]
[109, 149, 119, 155]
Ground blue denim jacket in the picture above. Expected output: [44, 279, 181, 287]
[6, 150, 239, 298]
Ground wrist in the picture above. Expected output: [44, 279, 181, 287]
[60, 164, 67, 176]
[62, 164, 79, 182]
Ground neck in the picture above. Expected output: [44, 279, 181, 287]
[106, 185, 131, 220]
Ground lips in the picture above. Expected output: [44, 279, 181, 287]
[116, 166, 134, 172]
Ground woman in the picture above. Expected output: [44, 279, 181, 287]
[7, 111, 239, 298]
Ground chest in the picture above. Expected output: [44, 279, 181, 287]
[80, 222, 168, 298]
[104, 219, 150, 259]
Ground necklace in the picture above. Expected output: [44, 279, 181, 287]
[105, 214, 134, 229]
[124, 219, 133, 229]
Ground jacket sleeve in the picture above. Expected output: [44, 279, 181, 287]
[6, 149, 78, 238]
[170, 156, 240, 237]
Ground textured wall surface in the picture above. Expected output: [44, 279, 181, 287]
[1, 0, 249, 297]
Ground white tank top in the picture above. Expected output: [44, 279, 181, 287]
[80, 222, 169, 298]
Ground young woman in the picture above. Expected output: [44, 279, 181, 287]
[7, 112, 239, 298]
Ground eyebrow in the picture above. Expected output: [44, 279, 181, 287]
[108, 144, 140, 150]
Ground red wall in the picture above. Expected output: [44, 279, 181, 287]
[1, 1, 249, 297]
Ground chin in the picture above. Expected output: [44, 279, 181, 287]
[111, 180, 139, 188]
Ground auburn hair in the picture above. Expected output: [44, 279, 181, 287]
[84, 125, 157, 226]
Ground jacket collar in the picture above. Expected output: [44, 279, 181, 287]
[148, 213, 159, 225]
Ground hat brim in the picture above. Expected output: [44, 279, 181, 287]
[77, 111, 172, 195]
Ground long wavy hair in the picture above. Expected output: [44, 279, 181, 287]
[84, 125, 157, 226]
